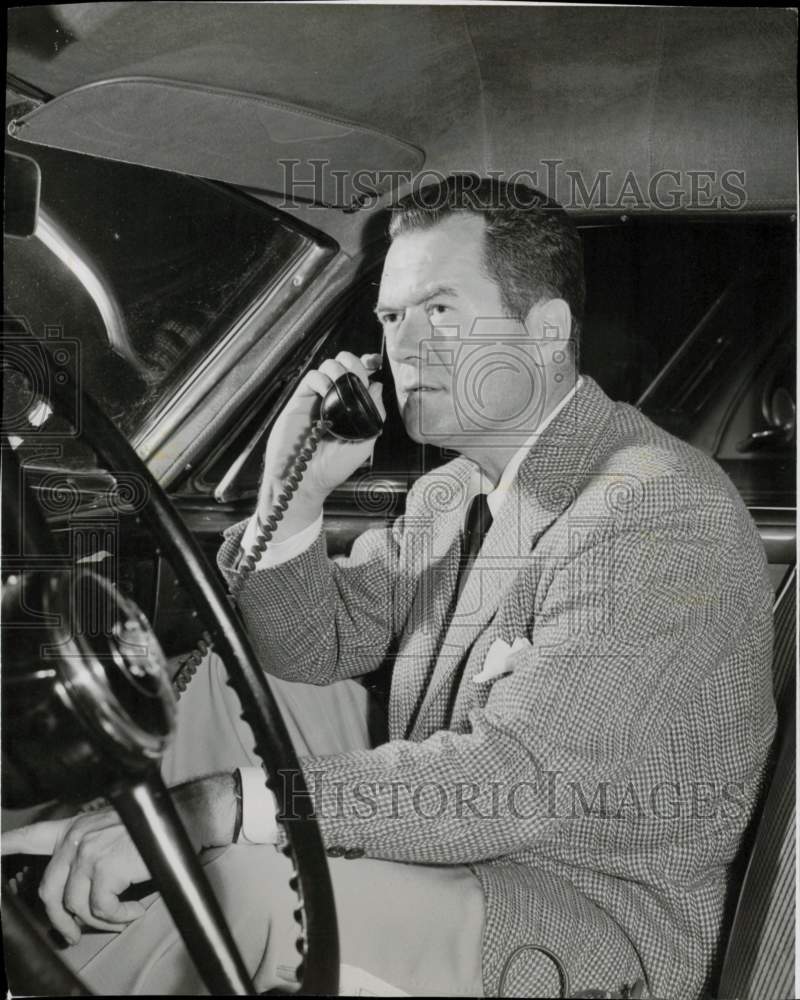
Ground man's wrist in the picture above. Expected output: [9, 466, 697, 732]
[257, 478, 325, 539]
[171, 773, 237, 851]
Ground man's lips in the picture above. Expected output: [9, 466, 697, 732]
[393, 365, 445, 392]
[400, 382, 442, 393]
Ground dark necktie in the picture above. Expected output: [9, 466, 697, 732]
[456, 492, 493, 600]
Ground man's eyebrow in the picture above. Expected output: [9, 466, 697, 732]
[374, 285, 459, 315]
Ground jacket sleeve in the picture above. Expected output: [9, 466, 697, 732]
[216, 516, 409, 684]
[274, 489, 774, 865]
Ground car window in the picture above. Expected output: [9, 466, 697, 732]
[3, 109, 311, 468]
[618, 221, 796, 506]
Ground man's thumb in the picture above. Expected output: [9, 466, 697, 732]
[1, 818, 70, 856]
[368, 380, 386, 421]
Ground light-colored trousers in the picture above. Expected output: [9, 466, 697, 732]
[63, 654, 485, 996]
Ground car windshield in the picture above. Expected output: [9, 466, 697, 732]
[3, 98, 310, 445]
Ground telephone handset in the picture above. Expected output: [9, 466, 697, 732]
[319, 370, 384, 441]
[237, 370, 383, 570]
[172, 371, 383, 695]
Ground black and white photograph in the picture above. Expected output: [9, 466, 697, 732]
[1, 3, 797, 997]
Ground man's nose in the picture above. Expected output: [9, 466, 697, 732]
[387, 309, 429, 363]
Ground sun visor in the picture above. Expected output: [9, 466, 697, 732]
[8, 77, 425, 209]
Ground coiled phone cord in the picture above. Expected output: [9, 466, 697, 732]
[172, 418, 330, 694]
[175, 363, 380, 692]
[230, 418, 330, 598]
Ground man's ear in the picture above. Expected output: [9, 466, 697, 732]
[525, 298, 572, 341]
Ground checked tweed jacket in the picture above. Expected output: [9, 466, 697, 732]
[217, 376, 775, 999]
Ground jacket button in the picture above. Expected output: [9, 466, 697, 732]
[326, 846, 345, 857]
[344, 847, 364, 860]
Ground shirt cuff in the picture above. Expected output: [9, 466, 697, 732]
[238, 767, 279, 845]
[239, 512, 323, 570]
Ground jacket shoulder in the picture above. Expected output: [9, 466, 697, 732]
[569, 401, 768, 595]
[403, 455, 475, 517]
[597, 401, 751, 518]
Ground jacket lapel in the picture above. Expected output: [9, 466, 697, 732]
[389, 457, 474, 739]
[409, 377, 615, 739]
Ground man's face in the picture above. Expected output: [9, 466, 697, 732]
[376, 214, 548, 450]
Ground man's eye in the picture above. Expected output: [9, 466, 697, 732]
[427, 304, 450, 318]
[379, 312, 400, 325]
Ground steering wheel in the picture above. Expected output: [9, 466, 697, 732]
[1, 353, 339, 994]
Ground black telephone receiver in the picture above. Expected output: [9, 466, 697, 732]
[319, 371, 384, 441]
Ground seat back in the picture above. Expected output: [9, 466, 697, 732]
[717, 567, 796, 1000]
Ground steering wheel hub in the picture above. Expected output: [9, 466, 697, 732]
[2, 568, 176, 807]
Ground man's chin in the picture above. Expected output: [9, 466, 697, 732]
[401, 416, 448, 448]
[399, 394, 462, 449]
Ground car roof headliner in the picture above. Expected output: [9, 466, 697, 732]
[6, 3, 798, 251]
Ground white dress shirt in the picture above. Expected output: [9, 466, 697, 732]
[466, 376, 584, 519]
[236, 377, 583, 843]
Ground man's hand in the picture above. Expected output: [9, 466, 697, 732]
[2, 809, 150, 944]
[259, 351, 385, 539]
[1, 773, 238, 945]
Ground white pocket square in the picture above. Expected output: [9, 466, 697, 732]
[473, 636, 531, 684]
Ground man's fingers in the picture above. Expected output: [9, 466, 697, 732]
[38, 853, 82, 945]
[300, 370, 334, 400]
[291, 353, 380, 407]
[98, 898, 146, 926]
[63, 866, 142, 933]
[2, 819, 71, 856]
[335, 351, 371, 385]
[318, 358, 349, 384]
[296, 369, 333, 401]
[63, 869, 96, 931]
[360, 352, 383, 374]
[91, 874, 147, 926]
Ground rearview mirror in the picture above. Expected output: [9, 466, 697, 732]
[4, 151, 41, 238]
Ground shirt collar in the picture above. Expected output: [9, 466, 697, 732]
[469, 376, 584, 518]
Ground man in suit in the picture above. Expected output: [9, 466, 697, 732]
[5, 178, 776, 998]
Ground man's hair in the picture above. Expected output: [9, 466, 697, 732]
[388, 175, 585, 341]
